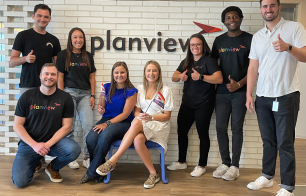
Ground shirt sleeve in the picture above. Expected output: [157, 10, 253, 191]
[12, 31, 24, 52]
[62, 94, 74, 118]
[88, 52, 96, 73]
[126, 87, 138, 98]
[206, 57, 220, 75]
[210, 38, 219, 59]
[294, 22, 306, 48]
[14, 92, 27, 117]
[53, 37, 61, 57]
[176, 60, 185, 73]
[135, 85, 143, 108]
[248, 35, 259, 60]
[56, 50, 66, 73]
[163, 86, 174, 111]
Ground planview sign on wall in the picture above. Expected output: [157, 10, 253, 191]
[91, 22, 222, 55]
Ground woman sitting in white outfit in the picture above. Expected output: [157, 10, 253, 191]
[96, 60, 174, 189]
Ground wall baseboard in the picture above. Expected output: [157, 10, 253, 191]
[296, 135, 306, 139]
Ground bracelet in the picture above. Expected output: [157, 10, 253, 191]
[151, 115, 154, 121]
[237, 82, 241, 88]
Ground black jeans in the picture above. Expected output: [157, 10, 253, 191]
[255, 91, 299, 191]
[177, 100, 215, 167]
[215, 93, 246, 168]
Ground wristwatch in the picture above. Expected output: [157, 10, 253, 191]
[106, 120, 112, 126]
[200, 74, 204, 81]
[151, 115, 154, 121]
[91, 95, 95, 98]
[288, 44, 292, 51]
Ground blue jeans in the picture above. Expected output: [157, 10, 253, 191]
[255, 91, 299, 191]
[19, 87, 35, 96]
[12, 137, 81, 188]
[86, 117, 131, 180]
[65, 88, 94, 157]
[215, 93, 246, 168]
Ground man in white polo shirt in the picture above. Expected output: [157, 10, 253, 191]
[246, 0, 306, 195]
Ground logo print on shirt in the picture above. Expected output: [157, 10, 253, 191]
[30, 103, 60, 110]
[70, 62, 88, 67]
[193, 22, 222, 34]
[46, 42, 53, 48]
[218, 45, 246, 53]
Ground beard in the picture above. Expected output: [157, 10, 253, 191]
[41, 79, 57, 88]
[262, 11, 279, 22]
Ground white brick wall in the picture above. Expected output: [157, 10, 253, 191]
[0, 0, 265, 169]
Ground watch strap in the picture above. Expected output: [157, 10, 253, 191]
[106, 120, 112, 126]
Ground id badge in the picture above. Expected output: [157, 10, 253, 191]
[272, 98, 279, 112]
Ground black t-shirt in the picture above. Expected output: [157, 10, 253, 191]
[211, 31, 253, 94]
[177, 55, 220, 108]
[12, 28, 61, 88]
[56, 50, 96, 90]
[14, 87, 74, 143]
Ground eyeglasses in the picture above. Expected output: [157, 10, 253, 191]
[190, 43, 202, 47]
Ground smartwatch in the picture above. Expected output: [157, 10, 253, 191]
[288, 44, 292, 51]
[200, 74, 204, 81]
[91, 95, 96, 98]
[106, 120, 112, 127]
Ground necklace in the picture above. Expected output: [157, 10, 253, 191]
[74, 52, 81, 58]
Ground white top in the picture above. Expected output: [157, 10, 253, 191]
[135, 84, 174, 153]
[249, 17, 306, 97]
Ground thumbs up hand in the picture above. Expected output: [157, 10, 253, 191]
[180, 70, 188, 82]
[26, 50, 36, 63]
[272, 34, 290, 52]
[226, 75, 240, 92]
[191, 68, 200, 81]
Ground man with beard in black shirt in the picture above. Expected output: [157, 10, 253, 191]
[12, 63, 80, 188]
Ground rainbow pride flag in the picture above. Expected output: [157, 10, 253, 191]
[101, 83, 106, 100]
[153, 92, 165, 109]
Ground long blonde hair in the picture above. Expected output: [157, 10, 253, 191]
[143, 60, 163, 92]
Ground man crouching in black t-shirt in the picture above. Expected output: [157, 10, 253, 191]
[12, 63, 81, 188]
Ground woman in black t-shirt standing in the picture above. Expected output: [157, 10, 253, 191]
[167, 34, 223, 177]
[56, 27, 96, 170]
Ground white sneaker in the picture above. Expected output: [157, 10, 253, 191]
[276, 188, 294, 196]
[67, 160, 80, 169]
[247, 176, 273, 190]
[213, 164, 229, 178]
[167, 162, 187, 170]
[82, 158, 90, 169]
[222, 166, 239, 181]
[190, 166, 206, 177]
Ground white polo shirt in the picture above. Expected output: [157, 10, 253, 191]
[249, 17, 306, 97]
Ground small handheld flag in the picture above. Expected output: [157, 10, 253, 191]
[153, 92, 165, 109]
[101, 83, 106, 100]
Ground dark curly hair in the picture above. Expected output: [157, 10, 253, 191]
[221, 6, 243, 23]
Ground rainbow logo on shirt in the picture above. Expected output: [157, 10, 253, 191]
[30, 103, 58, 110]
[218, 45, 246, 53]
[153, 92, 165, 109]
[70, 62, 88, 66]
